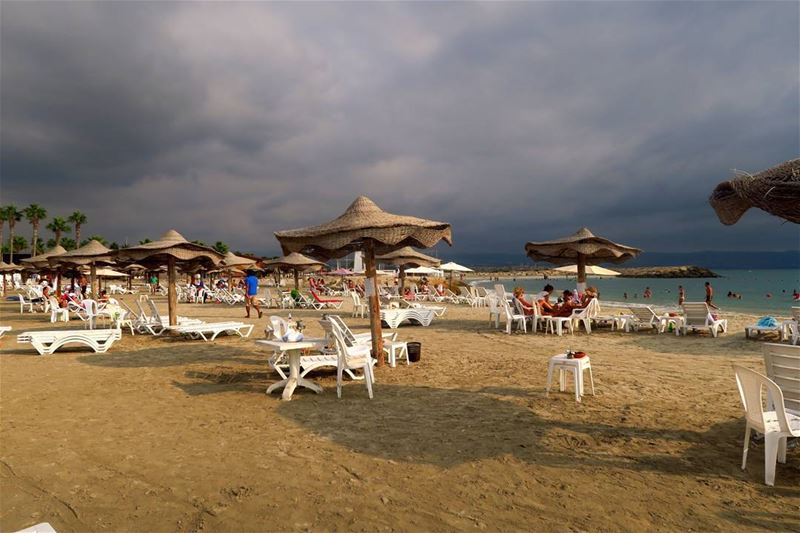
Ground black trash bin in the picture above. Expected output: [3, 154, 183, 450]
[407, 342, 422, 363]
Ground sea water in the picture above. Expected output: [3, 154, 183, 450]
[477, 269, 799, 316]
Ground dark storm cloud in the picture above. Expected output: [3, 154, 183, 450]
[1, 1, 797, 256]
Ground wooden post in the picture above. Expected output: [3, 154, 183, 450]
[168, 257, 178, 326]
[399, 265, 406, 292]
[293, 269, 299, 290]
[90, 263, 98, 297]
[364, 241, 385, 365]
[576, 255, 587, 293]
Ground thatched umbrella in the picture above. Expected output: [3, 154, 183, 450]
[709, 158, 800, 225]
[116, 230, 224, 326]
[48, 240, 114, 297]
[377, 246, 440, 292]
[0, 261, 24, 297]
[22, 245, 68, 291]
[524, 228, 641, 291]
[262, 252, 325, 289]
[275, 196, 452, 365]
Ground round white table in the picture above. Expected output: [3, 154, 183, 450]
[256, 338, 326, 400]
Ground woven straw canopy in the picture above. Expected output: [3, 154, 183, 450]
[47, 240, 114, 267]
[262, 252, 325, 272]
[525, 228, 641, 266]
[709, 158, 800, 225]
[376, 246, 440, 268]
[21, 245, 67, 268]
[0, 261, 24, 272]
[221, 251, 257, 268]
[116, 230, 224, 268]
[275, 196, 452, 259]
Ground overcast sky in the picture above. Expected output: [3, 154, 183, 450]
[2, 1, 798, 258]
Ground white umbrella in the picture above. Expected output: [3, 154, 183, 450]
[404, 266, 442, 276]
[554, 264, 620, 277]
[439, 261, 473, 272]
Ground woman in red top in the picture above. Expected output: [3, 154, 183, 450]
[512, 287, 535, 315]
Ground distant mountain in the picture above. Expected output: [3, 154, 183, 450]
[440, 250, 800, 269]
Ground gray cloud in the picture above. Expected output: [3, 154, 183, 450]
[2, 1, 798, 258]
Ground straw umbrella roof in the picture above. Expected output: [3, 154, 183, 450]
[524, 228, 642, 266]
[274, 196, 452, 259]
[709, 158, 800, 225]
[221, 251, 257, 268]
[47, 240, 114, 267]
[21, 245, 67, 268]
[262, 252, 325, 271]
[377, 246, 440, 268]
[116, 230, 224, 268]
[0, 261, 24, 272]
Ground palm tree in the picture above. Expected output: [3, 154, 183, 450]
[46, 216, 70, 247]
[68, 210, 88, 247]
[0, 208, 7, 257]
[1, 205, 22, 262]
[60, 237, 77, 251]
[23, 204, 47, 256]
[11, 235, 27, 254]
[213, 241, 229, 254]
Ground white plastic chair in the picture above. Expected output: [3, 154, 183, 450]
[763, 343, 800, 415]
[48, 296, 69, 323]
[322, 319, 375, 399]
[18, 294, 35, 314]
[733, 365, 800, 486]
[678, 302, 727, 337]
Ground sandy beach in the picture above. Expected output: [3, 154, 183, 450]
[1, 296, 798, 533]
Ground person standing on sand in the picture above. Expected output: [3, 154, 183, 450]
[244, 270, 262, 319]
[678, 285, 685, 306]
[705, 281, 719, 310]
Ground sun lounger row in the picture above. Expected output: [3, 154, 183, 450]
[17, 329, 122, 356]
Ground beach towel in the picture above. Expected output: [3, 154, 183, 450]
[756, 316, 778, 328]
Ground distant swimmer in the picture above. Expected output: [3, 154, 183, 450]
[623, 292, 628, 300]
[678, 285, 685, 305]
[766, 293, 772, 299]
[643, 287, 652, 299]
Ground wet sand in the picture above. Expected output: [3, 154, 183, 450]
[1, 296, 798, 532]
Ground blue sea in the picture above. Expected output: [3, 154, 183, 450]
[476, 269, 800, 316]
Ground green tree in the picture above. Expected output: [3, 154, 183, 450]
[11, 235, 27, 254]
[1, 205, 23, 263]
[46, 216, 70, 247]
[213, 241, 229, 254]
[67, 210, 88, 246]
[109, 242, 120, 250]
[60, 237, 77, 251]
[80, 235, 108, 247]
[0, 208, 7, 256]
[139, 238, 152, 245]
[23, 204, 47, 256]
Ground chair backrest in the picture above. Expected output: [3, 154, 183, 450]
[572, 298, 599, 319]
[763, 343, 800, 414]
[487, 293, 500, 314]
[682, 302, 712, 325]
[494, 284, 506, 300]
[630, 306, 657, 323]
[48, 296, 61, 313]
[733, 365, 792, 434]
[82, 299, 98, 317]
[792, 306, 800, 321]
[146, 297, 162, 321]
[326, 315, 358, 347]
[268, 316, 289, 340]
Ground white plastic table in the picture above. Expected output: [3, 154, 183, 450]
[546, 353, 595, 402]
[256, 338, 326, 400]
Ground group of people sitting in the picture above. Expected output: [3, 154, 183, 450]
[512, 284, 598, 317]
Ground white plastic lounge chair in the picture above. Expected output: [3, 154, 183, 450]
[48, 296, 70, 323]
[745, 318, 784, 341]
[397, 299, 447, 317]
[626, 306, 667, 332]
[170, 321, 254, 341]
[763, 343, 800, 415]
[13, 522, 57, 533]
[17, 329, 122, 355]
[321, 319, 375, 399]
[311, 290, 344, 309]
[0, 326, 11, 338]
[325, 314, 405, 367]
[379, 308, 435, 329]
[459, 287, 478, 307]
[733, 365, 800, 486]
[678, 302, 727, 337]
[782, 307, 800, 345]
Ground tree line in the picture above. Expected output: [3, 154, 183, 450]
[0, 204, 231, 262]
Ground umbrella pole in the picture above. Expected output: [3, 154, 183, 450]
[90, 263, 97, 298]
[576, 255, 587, 293]
[365, 241, 385, 365]
[293, 269, 299, 290]
[168, 257, 178, 326]
[2, 273, 5, 297]
[399, 265, 406, 292]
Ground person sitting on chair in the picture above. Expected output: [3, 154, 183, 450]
[512, 287, 535, 315]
